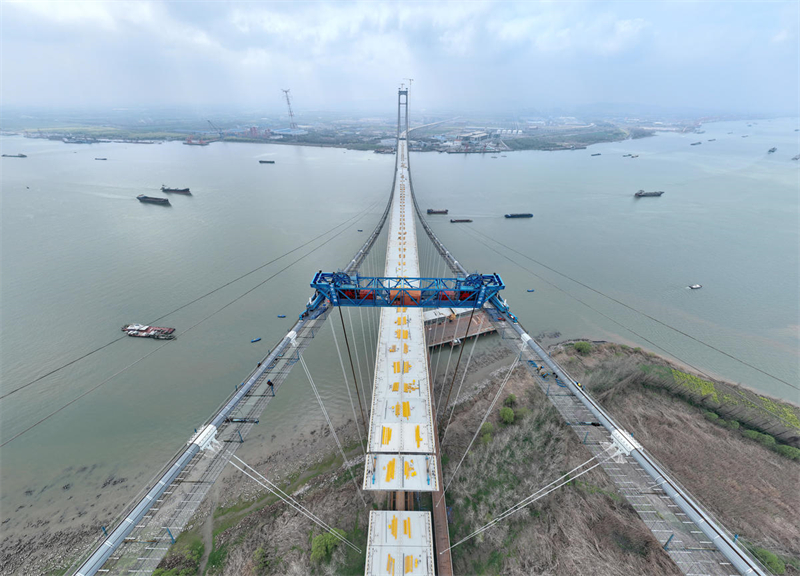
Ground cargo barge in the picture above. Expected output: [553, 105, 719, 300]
[121, 324, 176, 339]
[137, 195, 170, 205]
[505, 213, 533, 218]
[259, 160, 275, 164]
[161, 185, 191, 194]
[427, 209, 448, 214]
[635, 190, 664, 198]
[2, 153, 27, 158]
[450, 219, 472, 223]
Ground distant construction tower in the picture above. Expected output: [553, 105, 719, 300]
[281, 89, 298, 129]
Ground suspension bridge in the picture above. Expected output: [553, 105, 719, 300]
[69, 88, 771, 576]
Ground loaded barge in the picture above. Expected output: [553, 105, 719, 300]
[161, 185, 191, 194]
[635, 190, 664, 198]
[259, 160, 275, 164]
[505, 213, 533, 218]
[2, 153, 27, 158]
[427, 209, 448, 214]
[137, 195, 170, 205]
[450, 218, 472, 223]
[122, 324, 176, 339]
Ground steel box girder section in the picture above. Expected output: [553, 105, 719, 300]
[310, 272, 504, 309]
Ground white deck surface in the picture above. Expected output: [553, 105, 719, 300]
[364, 137, 437, 492]
[364, 511, 434, 576]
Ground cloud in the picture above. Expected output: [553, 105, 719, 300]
[0, 1, 797, 114]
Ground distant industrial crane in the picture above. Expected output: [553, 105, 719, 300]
[207, 120, 223, 138]
[281, 89, 298, 130]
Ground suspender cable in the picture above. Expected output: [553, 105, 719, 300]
[339, 308, 368, 438]
[298, 353, 366, 507]
[437, 351, 521, 508]
[230, 456, 362, 553]
[436, 312, 462, 416]
[347, 308, 370, 407]
[441, 327, 481, 447]
[439, 307, 476, 431]
[330, 320, 365, 455]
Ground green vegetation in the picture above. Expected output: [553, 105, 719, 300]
[774, 444, 800, 460]
[205, 543, 227, 575]
[152, 533, 203, 576]
[310, 529, 346, 563]
[742, 430, 777, 448]
[480, 422, 495, 444]
[499, 407, 515, 425]
[672, 369, 718, 402]
[749, 546, 786, 574]
[573, 341, 592, 355]
[504, 394, 517, 407]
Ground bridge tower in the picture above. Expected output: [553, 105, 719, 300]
[397, 86, 409, 140]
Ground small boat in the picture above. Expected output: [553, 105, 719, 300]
[161, 185, 191, 194]
[427, 209, 448, 214]
[742, 135, 749, 138]
[251, 337, 262, 343]
[591, 153, 601, 156]
[95, 157, 107, 161]
[501, 155, 507, 157]
[630, 154, 639, 158]
[690, 142, 702, 146]
[137, 195, 170, 205]
[2, 153, 27, 158]
[505, 213, 533, 218]
[527, 289, 535, 293]
[450, 339, 462, 347]
[259, 160, 275, 164]
[707, 139, 716, 142]
[792, 155, 800, 161]
[450, 219, 472, 223]
[768, 147, 777, 154]
[357, 229, 363, 232]
[689, 284, 702, 290]
[277, 315, 286, 318]
[622, 154, 632, 157]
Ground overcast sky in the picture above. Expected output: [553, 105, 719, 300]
[1, 1, 798, 115]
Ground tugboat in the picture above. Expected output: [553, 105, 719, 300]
[634, 190, 664, 198]
[259, 160, 275, 164]
[768, 147, 777, 154]
[2, 153, 27, 158]
[450, 219, 472, 223]
[427, 209, 448, 214]
[161, 185, 191, 194]
[137, 195, 170, 205]
[504, 213, 533, 218]
[122, 324, 176, 339]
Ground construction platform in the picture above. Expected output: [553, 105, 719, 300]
[423, 308, 496, 347]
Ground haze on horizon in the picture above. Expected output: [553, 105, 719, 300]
[1, 0, 798, 118]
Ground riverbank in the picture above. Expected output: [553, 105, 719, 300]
[54, 340, 795, 576]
